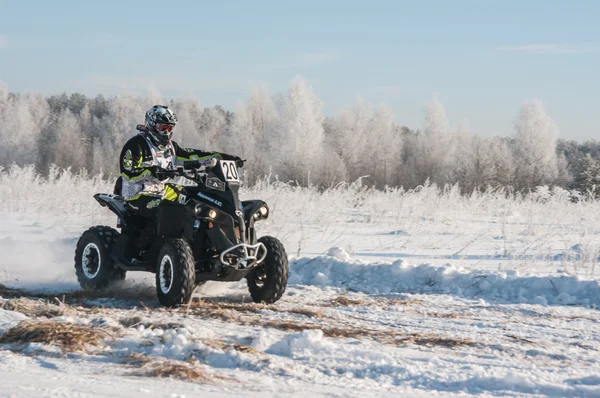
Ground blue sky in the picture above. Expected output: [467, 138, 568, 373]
[1, 0, 599, 140]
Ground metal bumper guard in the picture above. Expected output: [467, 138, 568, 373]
[219, 242, 267, 269]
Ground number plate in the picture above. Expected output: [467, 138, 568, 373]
[220, 160, 240, 182]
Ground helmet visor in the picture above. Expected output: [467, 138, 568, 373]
[156, 123, 175, 133]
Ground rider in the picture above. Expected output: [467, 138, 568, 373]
[116, 104, 243, 219]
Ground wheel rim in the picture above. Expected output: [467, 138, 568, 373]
[252, 266, 268, 289]
[82, 243, 101, 279]
[159, 255, 174, 294]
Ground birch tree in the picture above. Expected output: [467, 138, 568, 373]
[513, 100, 559, 190]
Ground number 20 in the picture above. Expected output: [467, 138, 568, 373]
[224, 162, 238, 180]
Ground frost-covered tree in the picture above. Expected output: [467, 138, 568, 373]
[246, 87, 277, 146]
[170, 96, 204, 149]
[366, 104, 396, 187]
[413, 95, 454, 185]
[200, 106, 228, 151]
[0, 91, 48, 167]
[146, 84, 166, 109]
[326, 98, 370, 181]
[95, 93, 144, 173]
[572, 154, 600, 197]
[513, 100, 559, 190]
[275, 77, 326, 186]
[488, 137, 516, 188]
[227, 87, 278, 182]
[454, 136, 506, 192]
[48, 109, 88, 171]
[0, 79, 584, 192]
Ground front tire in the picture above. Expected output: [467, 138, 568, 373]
[74, 226, 125, 289]
[247, 236, 288, 304]
[155, 239, 196, 307]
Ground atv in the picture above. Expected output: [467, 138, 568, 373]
[74, 158, 288, 307]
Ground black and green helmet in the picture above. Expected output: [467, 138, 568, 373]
[145, 105, 178, 147]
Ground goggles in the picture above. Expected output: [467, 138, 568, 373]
[156, 123, 175, 133]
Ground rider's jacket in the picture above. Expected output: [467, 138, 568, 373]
[117, 132, 237, 200]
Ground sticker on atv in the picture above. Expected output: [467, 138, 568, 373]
[220, 160, 239, 182]
[206, 176, 226, 191]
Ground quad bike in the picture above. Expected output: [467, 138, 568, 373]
[74, 158, 288, 307]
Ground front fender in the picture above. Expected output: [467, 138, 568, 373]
[241, 200, 268, 228]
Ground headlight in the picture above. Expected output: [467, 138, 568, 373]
[194, 205, 217, 219]
[253, 206, 269, 221]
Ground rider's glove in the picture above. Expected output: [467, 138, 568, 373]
[152, 167, 172, 181]
[234, 156, 245, 168]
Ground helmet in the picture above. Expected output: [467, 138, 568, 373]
[145, 105, 178, 147]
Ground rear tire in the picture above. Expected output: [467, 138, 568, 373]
[247, 236, 288, 304]
[156, 239, 196, 307]
[74, 226, 125, 289]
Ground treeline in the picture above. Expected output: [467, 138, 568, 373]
[0, 78, 598, 194]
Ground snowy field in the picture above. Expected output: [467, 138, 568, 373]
[1, 166, 600, 397]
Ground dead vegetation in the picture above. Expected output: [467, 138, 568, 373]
[0, 283, 155, 307]
[118, 316, 184, 330]
[202, 338, 262, 355]
[284, 307, 326, 318]
[123, 353, 235, 383]
[325, 294, 421, 307]
[170, 297, 475, 349]
[420, 311, 461, 319]
[1, 297, 71, 318]
[328, 295, 367, 306]
[187, 298, 326, 318]
[0, 284, 474, 351]
[201, 314, 477, 349]
[0, 320, 113, 352]
[394, 334, 474, 348]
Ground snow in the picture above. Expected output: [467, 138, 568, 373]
[290, 250, 600, 307]
[0, 309, 28, 334]
[0, 173, 600, 396]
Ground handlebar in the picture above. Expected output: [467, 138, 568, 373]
[183, 158, 218, 170]
[155, 169, 181, 180]
[155, 158, 218, 181]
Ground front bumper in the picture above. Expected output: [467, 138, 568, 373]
[219, 242, 267, 269]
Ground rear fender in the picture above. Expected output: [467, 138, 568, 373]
[94, 194, 130, 226]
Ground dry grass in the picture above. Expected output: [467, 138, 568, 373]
[231, 343, 261, 354]
[0, 283, 156, 308]
[1, 297, 70, 318]
[422, 311, 462, 319]
[285, 307, 326, 318]
[326, 294, 421, 307]
[174, 299, 478, 350]
[202, 338, 262, 355]
[119, 316, 184, 330]
[506, 334, 537, 345]
[0, 320, 113, 352]
[143, 362, 211, 381]
[394, 334, 474, 348]
[257, 317, 477, 348]
[0, 284, 473, 351]
[328, 295, 368, 306]
[188, 299, 266, 313]
[0, 283, 101, 302]
[188, 300, 326, 318]
[124, 353, 234, 383]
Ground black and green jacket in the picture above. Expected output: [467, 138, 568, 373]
[116, 132, 237, 199]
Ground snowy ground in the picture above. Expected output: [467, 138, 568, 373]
[1, 169, 600, 397]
